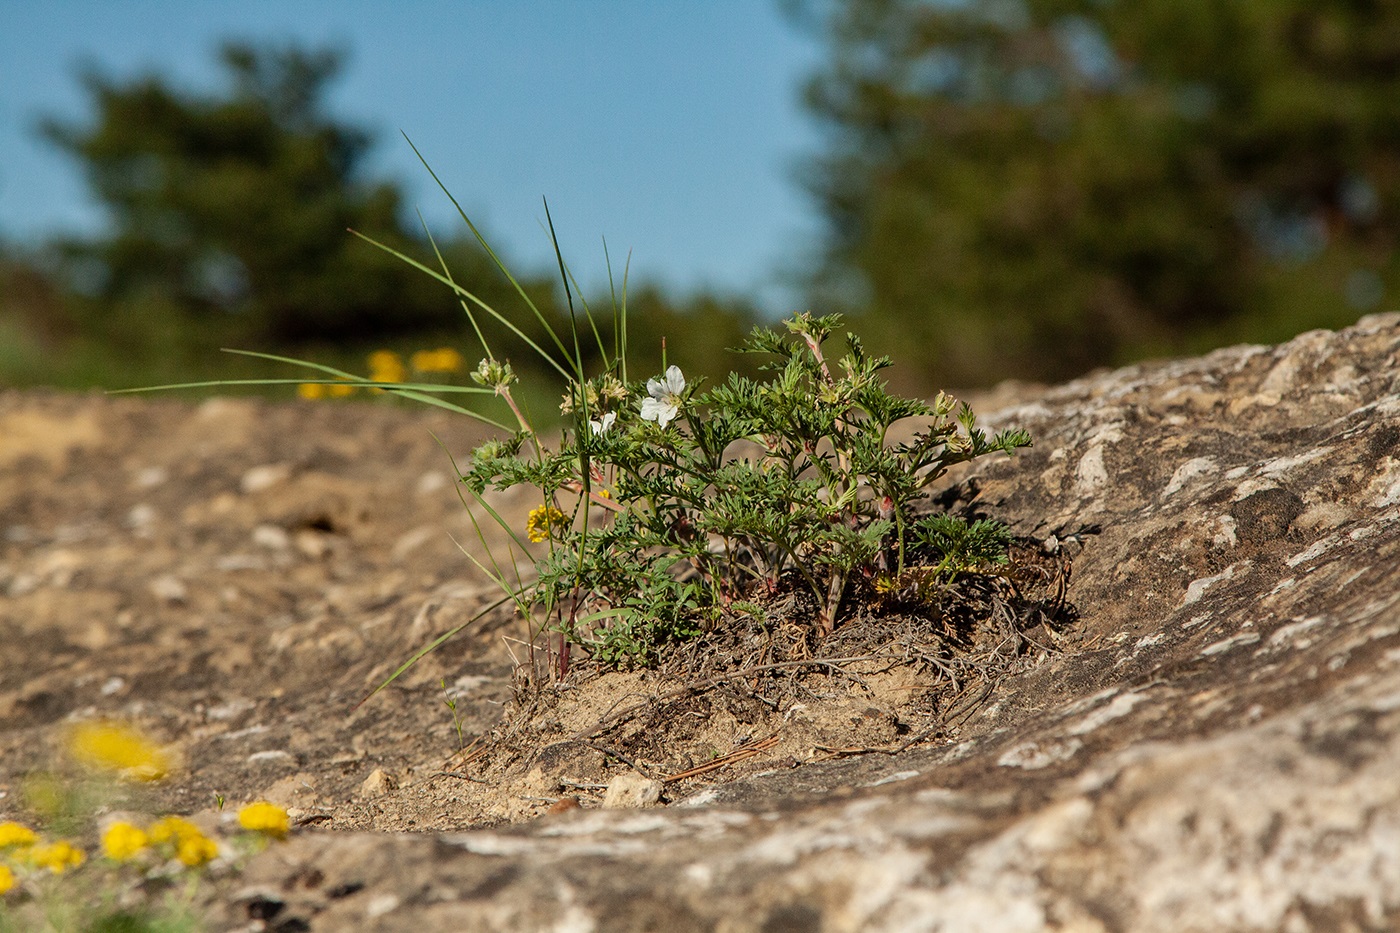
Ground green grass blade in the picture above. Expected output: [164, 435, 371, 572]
[353, 592, 515, 710]
[401, 135, 574, 365]
[417, 208, 492, 360]
[351, 229, 574, 382]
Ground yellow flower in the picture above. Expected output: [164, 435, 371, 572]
[67, 722, 170, 781]
[411, 347, 465, 374]
[28, 841, 84, 874]
[237, 801, 290, 839]
[297, 382, 326, 400]
[0, 864, 13, 895]
[367, 350, 406, 385]
[328, 379, 357, 398]
[101, 822, 148, 861]
[147, 815, 202, 846]
[526, 504, 569, 543]
[175, 833, 219, 867]
[0, 822, 37, 850]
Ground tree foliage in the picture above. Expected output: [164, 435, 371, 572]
[787, 0, 1400, 386]
[41, 42, 460, 346]
[29, 41, 765, 394]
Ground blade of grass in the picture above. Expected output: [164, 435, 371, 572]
[417, 208, 493, 361]
[353, 592, 515, 710]
[351, 229, 574, 383]
[401, 134, 574, 366]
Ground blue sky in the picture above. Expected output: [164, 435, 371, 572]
[0, 1, 825, 310]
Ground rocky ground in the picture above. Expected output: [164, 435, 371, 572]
[3, 313, 1400, 931]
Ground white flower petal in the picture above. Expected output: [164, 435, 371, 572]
[640, 397, 679, 428]
[662, 365, 686, 396]
[589, 411, 617, 435]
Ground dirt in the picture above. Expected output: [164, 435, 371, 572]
[0, 387, 1062, 836]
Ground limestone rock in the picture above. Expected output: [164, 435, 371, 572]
[601, 772, 663, 809]
[216, 314, 1400, 931]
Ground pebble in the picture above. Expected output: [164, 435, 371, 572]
[252, 524, 291, 550]
[240, 463, 292, 495]
[149, 574, 188, 604]
[602, 772, 664, 809]
[359, 768, 397, 798]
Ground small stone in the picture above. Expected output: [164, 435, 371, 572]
[149, 574, 188, 604]
[359, 768, 397, 798]
[602, 772, 664, 809]
[133, 465, 168, 489]
[252, 524, 290, 550]
[240, 463, 292, 495]
[125, 503, 157, 531]
[293, 529, 330, 559]
[417, 471, 448, 494]
[247, 750, 296, 768]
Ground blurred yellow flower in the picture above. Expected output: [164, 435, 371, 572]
[526, 504, 569, 543]
[67, 722, 170, 781]
[411, 347, 465, 374]
[297, 382, 327, 400]
[175, 833, 219, 867]
[0, 822, 37, 850]
[147, 815, 202, 846]
[0, 864, 13, 895]
[367, 350, 406, 385]
[101, 822, 148, 861]
[28, 840, 84, 874]
[237, 801, 290, 839]
[328, 379, 357, 398]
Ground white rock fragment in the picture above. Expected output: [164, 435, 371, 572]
[1163, 457, 1216, 497]
[997, 738, 1083, 770]
[148, 573, 188, 604]
[359, 768, 397, 798]
[603, 773, 664, 809]
[240, 463, 292, 494]
[252, 524, 290, 550]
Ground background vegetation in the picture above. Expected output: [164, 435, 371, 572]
[3, 0, 1398, 399]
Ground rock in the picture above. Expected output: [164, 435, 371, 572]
[246, 750, 296, 769]
[215, 314, 1400, 931]
[240, 463, 292, 495]
[148, 573, 187, 604]
[251, 523, 290, 550]
[601, 772, 663, 809]
[358, 768, 397, 798]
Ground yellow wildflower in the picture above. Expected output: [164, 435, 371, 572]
[237, 801, 290, 839]
[0, 822, 37, 850]
[297, 382, 326, 400]
[101, 822, 148, 861]
[0, 864, 13, 895]
[367, 350, 406, 385]
[526, 504, 569, 543]
[67, 721, 170, 781]
[411, 347, 465, 374]
[175, 833, 219, 867]
[328, 379, 357, 398]
[147, 815, 202, 846]
[28, 840, 84, 874]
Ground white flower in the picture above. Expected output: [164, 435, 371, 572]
[589, 411, 617, 436]
[640, 365, 685, 428]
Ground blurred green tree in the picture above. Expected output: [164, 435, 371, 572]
[32, 40, 763, 395]
[41, 42, 459, 348]
[786, 0, 1400, 387]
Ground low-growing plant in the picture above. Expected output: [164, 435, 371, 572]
[461, 311, 1030, 669]
[123, 149, 1031, 684]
